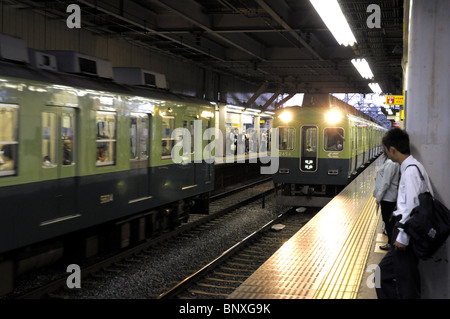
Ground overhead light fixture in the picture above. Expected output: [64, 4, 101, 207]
[225, 104, 245, 111]
[261, 111, 275, 118]
[351, 58, 374, 79]
[309, 0, 357, 46]
[369, 83, 382, 94]
[245, 108, 262, 113]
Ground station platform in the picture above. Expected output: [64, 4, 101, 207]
[229, 156, 388, 299]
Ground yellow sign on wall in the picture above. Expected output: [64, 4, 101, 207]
[386, 95, 404, 105]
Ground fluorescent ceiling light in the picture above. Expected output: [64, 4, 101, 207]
[245, 108, 262, 113]
[369, 83, 382, 94]
[226, 104, 245, 110]
[351, 58, 374, 79]
[309, 0, 357, 46]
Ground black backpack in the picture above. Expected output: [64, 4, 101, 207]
[396, 165, 450, 260]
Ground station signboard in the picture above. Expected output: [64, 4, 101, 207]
[385, 95, 404, 105]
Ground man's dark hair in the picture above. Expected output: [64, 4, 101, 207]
[382, 128, 411, 155]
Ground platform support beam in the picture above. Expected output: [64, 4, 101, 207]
[404, 0, 450, 298]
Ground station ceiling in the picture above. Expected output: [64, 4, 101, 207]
[9, 0, 404, 96]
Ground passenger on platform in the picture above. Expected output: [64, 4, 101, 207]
[244, 133, 249, 154]
[260, 131, 267, 153]
[373, 154, 400, 250]
[233, 129, 238, 155]
[226, 130, 233, 156]
[237, 131, 245, 155]
[376, 128, 433, 299]
[250, 130, 257, 153]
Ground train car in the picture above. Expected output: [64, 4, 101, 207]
[273, 94, 386, 207]
[0, 34, 215, 292]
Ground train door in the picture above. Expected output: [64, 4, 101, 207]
[353, 125, 358, 173]
[182, 117, 196, 188]
[362, 126, 366, 164]
[129, 113, 150, 202]
[203, 117, 214, 183]
[348, 125, 354, 174]
[40, 106, 77, 224]
[300, 125, 318, 172]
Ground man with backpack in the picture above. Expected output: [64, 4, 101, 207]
[376, 128, 434, 299]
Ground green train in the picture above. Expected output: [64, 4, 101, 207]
[272, 94, 387, 207]
[0, 35, 215, 291]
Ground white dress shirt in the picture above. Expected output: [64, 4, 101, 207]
[394, 155, 434, 245]
[374, 159, 400, 203]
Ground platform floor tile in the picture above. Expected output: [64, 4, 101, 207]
[229, 157, 383, 299]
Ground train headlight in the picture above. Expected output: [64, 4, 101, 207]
[278, 111, 292, 123]
[325, 109, 342, 124]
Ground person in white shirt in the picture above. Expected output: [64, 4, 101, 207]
[376, 128, 433, 299]
[373, 155, 400, 250]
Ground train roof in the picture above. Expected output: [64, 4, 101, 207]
[0, 59, 212, 108]
[276, 93, 384, 127]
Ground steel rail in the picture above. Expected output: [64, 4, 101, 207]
[158, 207, 293, 299]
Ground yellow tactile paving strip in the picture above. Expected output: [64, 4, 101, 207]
[313, 193, 378, 298]
[228, 157, 383, 299]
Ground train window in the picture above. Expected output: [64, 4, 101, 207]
[302, 126, 318, 155]
[96, 111, 116, 166]
[183, 119, 195, 154]
[300, 126, 318, 172]
[278, 127, 295, 150]
[42, 112, 58, 168]
[130, 113, 149, 161]
[61, 112, 75, 166]
[324, 128, 344, 151]
[0, 104, 18, 176]
[161, 116, 175, 159]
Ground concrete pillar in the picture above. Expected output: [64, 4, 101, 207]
[405, 0, 450, 298]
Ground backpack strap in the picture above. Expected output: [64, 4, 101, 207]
[405, 164, 434, 198]
[395, 221, 405, 229]
[406, 164, 424, 180]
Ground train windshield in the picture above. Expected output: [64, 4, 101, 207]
[278, 127, 295, 150]
[302, 126, 317, 155]
[324, 128, 344, 151]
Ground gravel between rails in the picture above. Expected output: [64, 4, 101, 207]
[67, 193, 285, 299]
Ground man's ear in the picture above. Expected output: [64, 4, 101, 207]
[389, 146, 398, 156]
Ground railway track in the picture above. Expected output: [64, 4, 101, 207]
[158, 208, 316, 299]
[10, 179, 276, 299]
